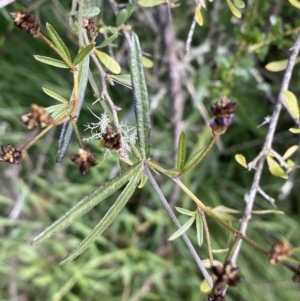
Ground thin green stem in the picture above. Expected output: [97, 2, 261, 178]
[71, 70, 80, 117]
[143, 164, 213, 288]
[178, 135, 218, 177]
[78, 0, 85, 48]
[71, 118, 84, 149]
[198, 208, 214, 269]
[173, 177, 269, 256]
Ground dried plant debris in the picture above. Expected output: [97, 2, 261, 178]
[70, 148, 98, 175]
[20, 104, 53, 130]
[101, 126, 122, 151]
[269, 240, 291, 265]
[82, 17, 98, 37]
[210, 96, 238, 136]
[0, 144, 23, 164]
[10, 9, 40, 37]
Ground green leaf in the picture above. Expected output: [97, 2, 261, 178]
[176, 132, 186, 170]
[32, 163, 142, 245]
[226, 0, 242, 18]
[233, 0, 245, 9]
[138, 172, 148, 188]
[283, 145, 298, 160]
[196, 213, 203, 247]
[266, 156, 288, 179]
[60, 162, 143, 264]
[175, 207, 195, 216]
[95, 50, 121, 74]
[168, 215, 196, 241]
[235, 154, 247, 168]
[180, 147, 206, 175]
[138, 0, 166, 7]
[110, 74, 132, 88]
[265, 59, 288, 72]
[130, 33, 151, 159]
[195, 6, 204, 26]
[284, 90, 300, 120]
[42, 88, 69, 104]
[96, 32, 119, 48]
[45, 104, 69, 120]
[289, 128, 300, 133]
[46, 23, 72, 65]
[142, 56, 154, 68]
[289, 0, 300, 9]
[73, 43, 94, 66]
[33, 56, 69, 68]
[116, 9, 129, 27]
[56, 55, 90, 162]
[83, 7, 101, 17]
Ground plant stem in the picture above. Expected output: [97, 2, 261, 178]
[144, 164, 213, 288]
[173, 177, 269, 256]
[71, 70, 79, 117]
[71, 118, 84, 149]
[77, 0, 85, 48]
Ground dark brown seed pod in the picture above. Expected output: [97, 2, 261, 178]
[0, 144, 24, 164]
[101, 126, 122, 151]
[9, 9, 40, 37]
[70, 148, 98, 175]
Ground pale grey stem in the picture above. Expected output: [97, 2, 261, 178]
[269, 149, 292, 172]
[257, 187, 276, 207]
[144, 164, 213, 288]
[186, 18, 197, 55]
[231, 32, 300, 265]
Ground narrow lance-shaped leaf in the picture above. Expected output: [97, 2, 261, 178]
[195, 6, 204, 26]
[73, 43, 94, 66]
[33, 56, 69, 68]
[282, 145, 298, 160]
[42, 88, 69, 104]
[138, 0, 166, 7]
[45, 104, 69, 120]
[60, 162, 143, 264]
[130, 33, 151, 159]
[46, 23, 72, 65]
[56, 55, 90, 162]
[96, 32, 118, 48]
[180, 147, 206, 175]
[175, 206, 195, 216]
[196, 213, 203, 247]
[176, 131, 186, 170]
[168, 215, 196, 241]
[32, 163, 142, 245]
[226, 0, 242, 18]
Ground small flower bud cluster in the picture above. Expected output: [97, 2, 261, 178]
[20, 104, 53, 130]
[210, 96, 238, 136]
[9, 9, 40, 37]
[70, 149, 98, 175]
[0, 145, 23, 164]
[269, 240, 291, 265]
[208, 262, 242, 300]
[82, 17, 98, 37]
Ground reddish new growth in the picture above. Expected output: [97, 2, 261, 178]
[20, 104, 53, 130]
[9, 9, 40, 37]
[70, 149, 98, 175]
[269, 240, 291, 265]
[0, 144, 23, 164]
[209, 261, 242, 299]
[210, 96, 238, 136]
[101, 126, 122, 151]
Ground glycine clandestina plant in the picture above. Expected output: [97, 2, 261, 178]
[2, 2, 300, 300]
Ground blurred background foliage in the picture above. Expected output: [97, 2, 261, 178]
[1, 0, 300, 300]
